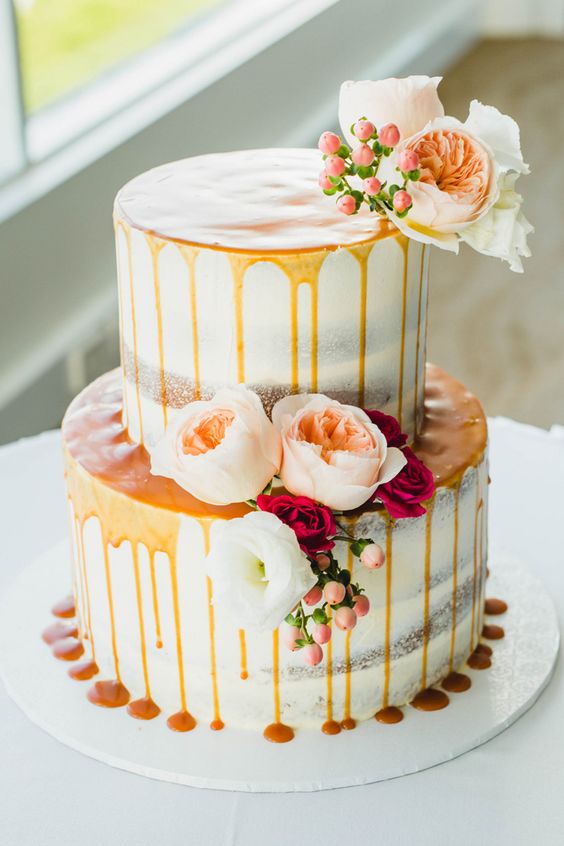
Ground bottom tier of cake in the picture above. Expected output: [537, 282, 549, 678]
[60, 364, 488, 737]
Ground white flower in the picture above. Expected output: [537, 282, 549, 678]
[206, 510, 317, 631]
[148, 386, 281, 506]
[272, 394, 406, 511]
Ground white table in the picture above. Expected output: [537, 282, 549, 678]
[1, 419, 563, 846]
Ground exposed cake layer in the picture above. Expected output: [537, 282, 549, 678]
[114, 149, 429, 444]
[62, 365, 488, 732]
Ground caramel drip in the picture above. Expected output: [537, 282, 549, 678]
[442, 671, 471, 693]
[411, 688, 449, 711]
[375, 706, 404, 724]
[322, 606, 341, 735]
[124, 225, 144, 444]
[341, 546, 355, 730]
[167, 550, 195, 730]
[115, 220, 130, 429]
[126, 542, 159, 719]
[179, 245, 201, 400]
[397, 236, 409, 430]
[78, 522, 96, 659]
[52, 638, 84, 661]
[349, 242, 374, 407]
[413, 244, 426, 428]
[485, 598, 508, 615]
[239, 629, 248, 680]
[42, 622, 78, 645]
[264, 629, 295, 743]
[72, 519, 88, 638]
[69, 660, 99, 680]
[228, 254, 251, 383]
[420, 499, 434, 690]
[475, 642, 493, 656]
[448, 482, 461, 673]
[51, 595, 75, 619]
[381, 520, 393, 710]
[88, 680, 130, 708]
[482, 624, 504, 640]
[146, 235, 167, 429]
[201, 520, 224, 730]
[470, 475, 483, 650]
[102, 542, 121, 681]
[149, 550, 163, 649]
[467, 650, 491, 670]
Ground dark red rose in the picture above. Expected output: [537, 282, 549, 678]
[256, 494, 336, 555]
[364, 409, 407, 448]
[375, 447, 435, 519]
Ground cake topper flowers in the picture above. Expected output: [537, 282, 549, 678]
[319, 75, 532, 272]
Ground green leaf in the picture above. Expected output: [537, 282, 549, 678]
[323, 187, 337, 196]
[312, 608, 328, 625]
[389, 184, 400, 197]
[285, 613, 296, 626]
[372, 141, 383, 155]
[357, 165, 374, 179]
[337, 145, 350, 158]
[383, 146, 392, 156]
[347, 163, 358, 176]
[408, 168, 421, 181]
[351, 190, 364, 204]
[328, 175, 343, 187]
[396, 208, 410, 218]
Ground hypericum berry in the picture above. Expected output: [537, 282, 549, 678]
[334, 606, 357, 631]
[324, 581, 346, 605]
[351, 144, 374, 167]
[318, 131, 342, 156]
[283, 625, 302, 651]
[360, 543, 386, 569]
[379, 123, 400, 147]
[397, 149, 420, 172]
[316, 553, 331, 571]
[303, 585, 323, 607]
[393, 190, 413, 212]
[336, 195, 356, 215]
[353, 594, 370, 617]
[319, 170, 334, 191]
[325, 155, 346, 177]
[303, 642, 324, 666]
[363, 176, 382, 196]
[353, 119, 375, 141]
[312, 623, 332, 645]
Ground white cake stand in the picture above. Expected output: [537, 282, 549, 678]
[0, 541, 558, 793]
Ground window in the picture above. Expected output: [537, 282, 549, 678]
[14, 0, 226, 114]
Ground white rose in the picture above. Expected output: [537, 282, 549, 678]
[206, 510, 317, 631]
[272, 394, 406, 511]
[148, 386, 281, 506]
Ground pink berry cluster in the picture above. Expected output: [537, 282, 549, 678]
[318, 119, 421, 219]
[283, 540, 385, 666]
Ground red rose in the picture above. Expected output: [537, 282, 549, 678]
[364, 409, 407, 448]
[376, 447, 435, 519]
[256, 494, 336, 555]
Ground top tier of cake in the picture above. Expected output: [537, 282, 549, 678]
[114, 148, 429, 446]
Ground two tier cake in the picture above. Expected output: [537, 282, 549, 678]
[51, 76, 531, 742]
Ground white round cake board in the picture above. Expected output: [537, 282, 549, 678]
[0, 541, 558, 793]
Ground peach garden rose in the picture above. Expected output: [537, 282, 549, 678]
[272, 393, 406, 511]
[148, 385, 281, 506]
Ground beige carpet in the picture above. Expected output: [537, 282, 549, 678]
[427, 38, 564, 428]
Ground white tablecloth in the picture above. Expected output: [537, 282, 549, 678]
[0, 419, 563, 846]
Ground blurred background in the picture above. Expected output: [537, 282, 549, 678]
[0, 0, 563, 444]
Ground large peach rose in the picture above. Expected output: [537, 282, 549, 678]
[149, 386, 281, 506]
[272, 394, 406, 511]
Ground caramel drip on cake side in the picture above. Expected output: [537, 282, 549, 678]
[146, 235, 168, 429]
[177, 245, 202, 400]
[341, 545, 356, 730]
[77, 521, 95, 660]
[375, 520, 403, 724]
[201, 520, 224, 730]
[124, 225, 144, 445]
[127, 543, 161, 720]
[397, 236, 409, 430]
[148, 550, 163, 649]
[470, 474, 484, 651]
[70, 517, 87, 642]
[420, 498, 435, 691]
[264, 629, 295, 743]
[167, 536, 197, 732]
[448, 482, 461, 673]
[322, 607, 340, 735]
[349, 242, 375, 407]
[413, 244, 427, 432]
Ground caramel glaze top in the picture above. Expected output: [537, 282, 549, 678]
[114, 148, 393, 254]
[62, 365, 486, 520]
